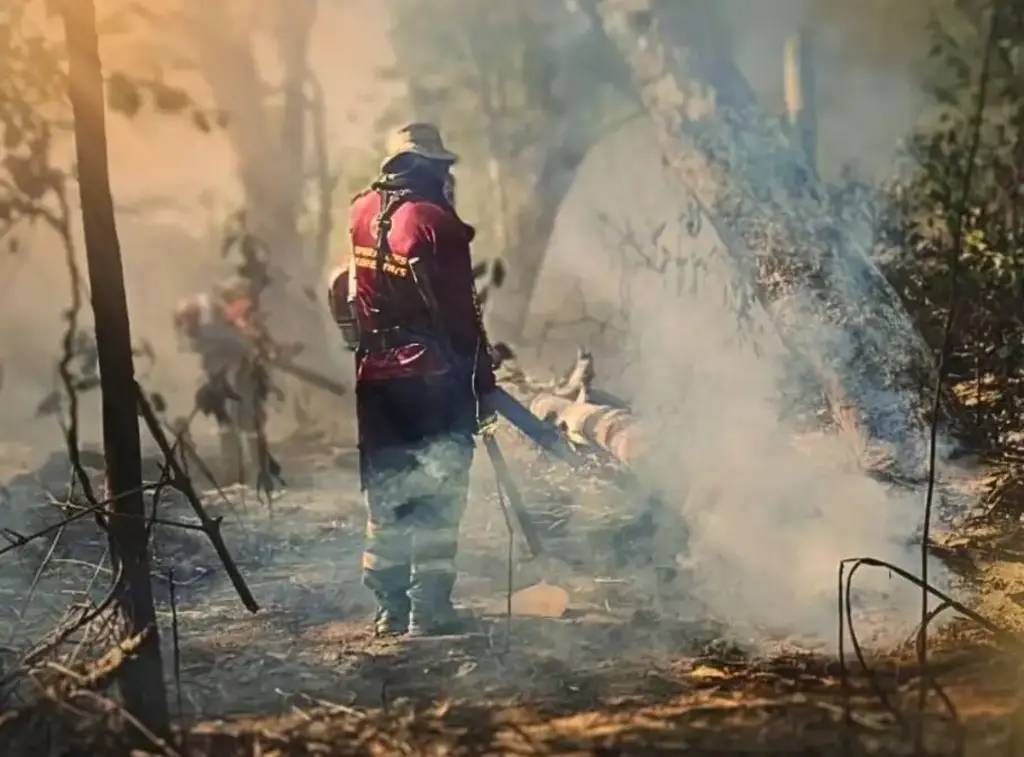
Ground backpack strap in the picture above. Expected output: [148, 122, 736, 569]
[371, 189, 412, 277]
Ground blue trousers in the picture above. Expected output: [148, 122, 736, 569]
[356, 373, 476, 612]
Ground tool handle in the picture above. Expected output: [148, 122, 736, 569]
[484, 388, 583, 469]
[482, 435, 544, 559]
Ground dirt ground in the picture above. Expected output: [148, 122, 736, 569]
[2, 429, 1024, 756]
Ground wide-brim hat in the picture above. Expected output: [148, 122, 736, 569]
[380, 122, 459, 172]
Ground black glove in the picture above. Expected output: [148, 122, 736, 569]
[477, 409, 499, 437]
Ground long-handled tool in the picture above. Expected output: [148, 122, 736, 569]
[483, 387, 582, 470]
[481, 433, 543, 559]
[268, 356, 348, 397]
[271, 359, 573, 615]
[480, 432, 570, 619]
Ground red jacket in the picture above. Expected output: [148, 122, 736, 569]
[347, 190, 495, 393]
[173, 292, 254, 376]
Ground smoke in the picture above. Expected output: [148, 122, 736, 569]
[0, 0, 396, 451]
[0, 177, 233, 453]
[0, 0, 968, 681]
[529, 3, 959, 647]
[622, 204, 939, 641]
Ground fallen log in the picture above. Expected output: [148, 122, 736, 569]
[574, 0, 947, 475]
[496, 347, 647, 471]
[530, 391, 646, 468]
[493, 346, 691, 586]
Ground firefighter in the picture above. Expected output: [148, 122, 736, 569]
[173, 275, 272, 486]
[327, 123, 497, 637]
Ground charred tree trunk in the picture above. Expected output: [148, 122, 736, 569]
[190, 12, 300, 277]
[307, 73, 340, 284]
[487, 141, 589, 343]
[474, 38, 593, 345]
[389, 2, 594, 347]
[269, 0, 330, 428]
[189, 1, 336, 435]
[62, 0, 169, 731]
[576, 0, 944, 473]
[188, 1, 318, 336]
[269, 0, 317, 315]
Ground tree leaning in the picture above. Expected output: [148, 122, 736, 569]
[574, 0, 945, 472]
[61, 0, 170, 732]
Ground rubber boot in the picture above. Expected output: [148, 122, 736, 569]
[373, 593, 411, 638]
[364, 565, 412, 638]
[408, 572, 466, 637]
[217, 428, 244, 486]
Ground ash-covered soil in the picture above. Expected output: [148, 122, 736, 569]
[1, 428, 1022, 755]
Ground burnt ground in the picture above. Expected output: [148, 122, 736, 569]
[1, 429, 1024, 755]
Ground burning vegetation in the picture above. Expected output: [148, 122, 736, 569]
[3, 0, 1024, 755]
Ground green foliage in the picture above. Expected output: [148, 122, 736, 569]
[852, 0, 1024, 450]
